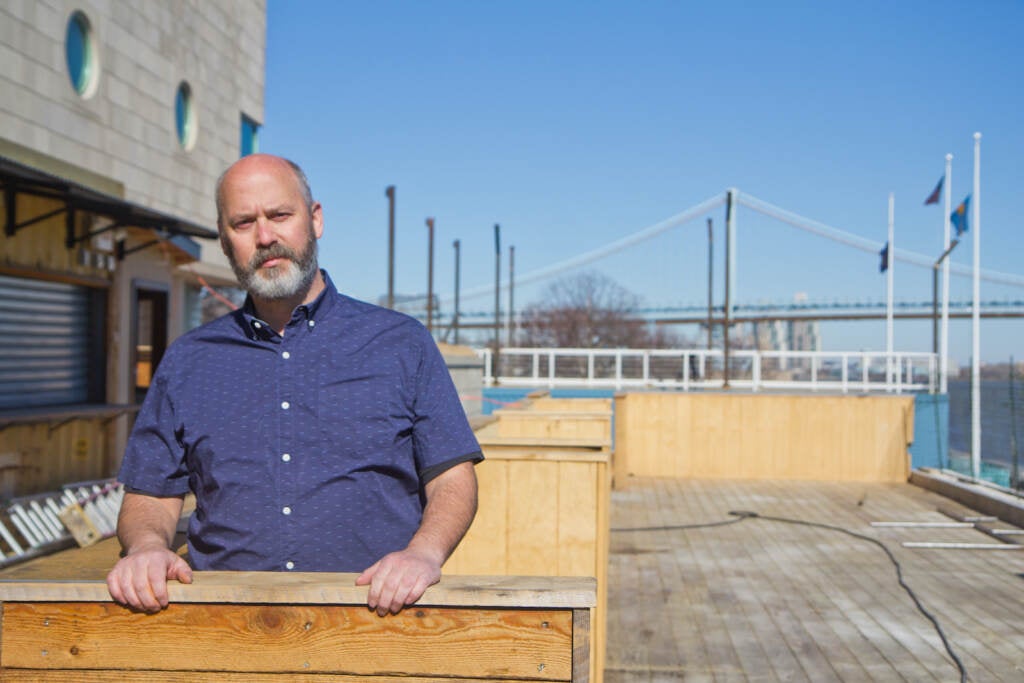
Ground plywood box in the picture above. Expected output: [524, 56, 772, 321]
[460, 401, 612, 683]
[614, 392, 914, 483]
[0, 573, 595, 682]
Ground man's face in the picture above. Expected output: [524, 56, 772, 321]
[218, 158, 324, 301]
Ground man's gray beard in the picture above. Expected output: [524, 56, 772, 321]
[228, 234, 319, 301]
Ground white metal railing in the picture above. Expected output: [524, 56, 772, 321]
[475, 347, 937, 394]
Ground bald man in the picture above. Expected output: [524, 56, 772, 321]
[108, 154, 481, 616]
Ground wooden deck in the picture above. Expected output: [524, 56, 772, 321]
[3, 476, 1023, 681]
[606, 477, 1024, 682]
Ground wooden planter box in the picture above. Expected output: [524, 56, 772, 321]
[0, 573, 595, 682]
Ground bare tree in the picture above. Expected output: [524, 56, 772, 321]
[519, 272, 677, 349]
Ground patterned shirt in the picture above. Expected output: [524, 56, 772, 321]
[119, 271, 482, 572]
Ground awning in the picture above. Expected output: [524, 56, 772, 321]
[0, 155, 218, 253]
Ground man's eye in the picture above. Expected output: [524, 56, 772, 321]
[233, 220, 254, 230]
[272, 212, 291, 221]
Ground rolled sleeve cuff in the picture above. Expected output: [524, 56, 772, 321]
[419, 450, 484, 485]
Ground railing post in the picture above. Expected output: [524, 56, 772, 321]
[862, 354, 870, 392]
[615, 351, 623, 391]
[548, 350, 556, 388]
[643, 351, 650, 387]
[482, 348, 493, 387]
[811, 354, 818, 391]
[532, 350, 540, 384]
[682, 351, 690, 391]
[588, 352, 595, 384]
[752, 351, 761, 392]
[843, 352, 851, 395]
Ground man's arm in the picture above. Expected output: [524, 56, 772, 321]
[106, 492, 192, 613]
[356, 460, 478, 615]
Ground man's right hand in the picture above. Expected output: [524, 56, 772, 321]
[106, 545, 193, 613]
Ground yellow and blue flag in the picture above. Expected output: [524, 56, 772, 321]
[951, 195, 970, 236]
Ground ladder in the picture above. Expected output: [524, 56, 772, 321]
[0, 479, 123, 569]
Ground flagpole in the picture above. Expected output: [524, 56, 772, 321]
[886, 192, 895, 390]
[941, 154, 952, 395]
[971, 132, 982, 480]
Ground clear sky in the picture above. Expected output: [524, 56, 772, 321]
[261, 0, 1023, 364]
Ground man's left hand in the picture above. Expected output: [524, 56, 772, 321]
[355, 547, 442, 616]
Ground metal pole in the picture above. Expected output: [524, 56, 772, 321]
[971, 132, 982, 480]
[886, 192, 895, 389]
[932, 266, 939, 358]
[493, 223, 501, 383]
[941, 153, 953, 394]
[385, 185, 395, 309]
[707, 217, 713, 352]
[452, 239, 461, 345]
[508, 245, 515, 348]
[933, 239, 960, 369]
[724, 191, 734, 388]
[425, 217, 435, 334]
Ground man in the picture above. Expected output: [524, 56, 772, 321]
[107, 154, 481, 616]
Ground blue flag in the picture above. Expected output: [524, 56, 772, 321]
[951, 195, 971, 236]
[879, 242, 889, 273]
[924, 176, 943, 205]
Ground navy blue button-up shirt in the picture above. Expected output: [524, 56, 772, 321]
[119, 272, 482, 572]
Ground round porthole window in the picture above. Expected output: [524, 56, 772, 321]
[175, 81, 197, 150]
[65, 11, 99, 97]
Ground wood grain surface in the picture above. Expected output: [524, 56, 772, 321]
[2, 602, 573, 680]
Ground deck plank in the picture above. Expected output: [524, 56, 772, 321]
[606, 477, 1024, 683]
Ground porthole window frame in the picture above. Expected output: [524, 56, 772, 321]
[65, 10, 100, 98]
[175, 81, 198, 151]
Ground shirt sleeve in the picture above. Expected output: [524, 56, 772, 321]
[117, 355, 191, 497]
[410, 325, 483, 481]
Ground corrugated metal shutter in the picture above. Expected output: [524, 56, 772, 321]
[0, 275, 94, 409]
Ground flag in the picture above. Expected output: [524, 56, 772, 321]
[879, 242, 889, 273]
[924, 175, 943, 205]
[951, 195, 971, 236]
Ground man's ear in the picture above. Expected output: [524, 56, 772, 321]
[311, 202, 324, 239]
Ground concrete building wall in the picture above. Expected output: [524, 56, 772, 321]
[0, 0, 265, 270]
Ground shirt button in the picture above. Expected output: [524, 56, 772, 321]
[285, 561, 295, 570]
[253, 321, 262, 329]
[282, 506, 292, 515]
[282, 453, 291, 462]
[308, 320, 316, 328]
[281, 401, 290, 410]
[282, 351, 291, 359]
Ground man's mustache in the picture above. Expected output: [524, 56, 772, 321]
[249, 243, 298, 269]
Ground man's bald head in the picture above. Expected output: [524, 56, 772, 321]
[215, 154, 314, 230]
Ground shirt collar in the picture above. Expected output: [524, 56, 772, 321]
[240, 269, 339, 338]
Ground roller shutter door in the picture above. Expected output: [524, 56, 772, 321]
[0, 274, 97, 409]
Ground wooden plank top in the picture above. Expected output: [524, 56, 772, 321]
[0, 572, 596, 609]
[480, 445, 611, 463]
[492, 409, 612, 419]
[477, 435, 612, 449]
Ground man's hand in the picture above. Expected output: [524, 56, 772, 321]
[106, 544, 193, 613]
[355, 546, 441, 616]
[354, 462, 477, 616]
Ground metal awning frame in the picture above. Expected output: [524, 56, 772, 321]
[0, 156, 217, 261]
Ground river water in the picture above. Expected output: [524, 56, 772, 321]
[947, 378, 1023, 481]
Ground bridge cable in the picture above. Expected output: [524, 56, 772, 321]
[739, 191, 1024, 289]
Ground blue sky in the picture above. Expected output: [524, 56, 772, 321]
[261, 0, 1023, 364]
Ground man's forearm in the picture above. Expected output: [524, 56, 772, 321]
[116, 492, 184, 554]
[408, 461, 478, 564]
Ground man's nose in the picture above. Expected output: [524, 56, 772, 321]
[255, 217, 276, 246]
